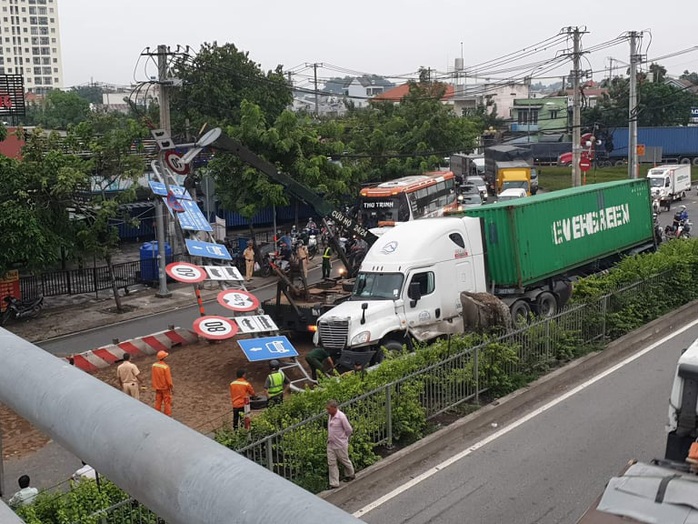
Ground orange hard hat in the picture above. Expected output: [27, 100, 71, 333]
[157, 350, 169, 360]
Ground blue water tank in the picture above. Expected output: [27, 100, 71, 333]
[139, 242, 173, 283]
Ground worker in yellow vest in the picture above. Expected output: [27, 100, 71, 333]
[322, 245, 332, 279]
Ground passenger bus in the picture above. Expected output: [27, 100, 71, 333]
[358, 171, 458, 230]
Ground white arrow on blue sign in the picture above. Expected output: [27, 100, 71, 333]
[185, 239, 232, 261]
[238, 336, 298, 362]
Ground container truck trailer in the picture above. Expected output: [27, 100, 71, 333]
[315, 179, 656, 367]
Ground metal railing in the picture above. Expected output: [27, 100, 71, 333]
[231, 273, 668, 484]
[19, 255, 185, 299]
[78, 271, 670, 521]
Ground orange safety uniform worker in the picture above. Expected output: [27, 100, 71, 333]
[229, 368, 255, 429]
[151, 350, 173, 416]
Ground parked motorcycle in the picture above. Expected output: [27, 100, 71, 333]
[1, 295, 44, 325]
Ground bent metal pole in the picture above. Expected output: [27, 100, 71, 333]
[0, 329, 360, 524]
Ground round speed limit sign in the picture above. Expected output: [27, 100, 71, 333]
[166, 262, 206, 283]
[193, 316, 239, 340]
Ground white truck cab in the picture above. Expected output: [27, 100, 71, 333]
[666, 337, 698, 462]
[314, 217, 487, 368]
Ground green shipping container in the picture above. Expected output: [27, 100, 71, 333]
[464, 180, 654, 289]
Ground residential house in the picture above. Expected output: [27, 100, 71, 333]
[510, 96, 568, 135]
[451, 82, 528, 119]
[373, 82, 455, 103]
[343, 77, 394, 108]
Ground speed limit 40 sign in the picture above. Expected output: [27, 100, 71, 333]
[166, 262, 206, 283]
[193, 316, 239, 340]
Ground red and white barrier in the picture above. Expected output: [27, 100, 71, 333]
[67, 327, 199, 373]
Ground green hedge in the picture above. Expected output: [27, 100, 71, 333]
[17, 239, 698, 519]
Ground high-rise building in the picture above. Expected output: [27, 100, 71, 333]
[0, 0, 63, 92]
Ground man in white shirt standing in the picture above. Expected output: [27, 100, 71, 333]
[8, 475, 38, 507]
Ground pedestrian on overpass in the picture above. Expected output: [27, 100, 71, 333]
[305, 347, 335, 381]
[322, 245, 332, 279]
[264, 359, 289, 407]
[229, 368, 255, 429]
[151, 351, 173, 416]
[326, 399, 355, 489]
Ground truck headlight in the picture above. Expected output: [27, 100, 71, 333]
[351, 331, 371, 345]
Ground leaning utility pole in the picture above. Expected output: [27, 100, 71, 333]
[569, 26, 586, 187]
[306, 62, 323, 116]
[628, 31, 641, 179]
[151, 45, 173, 298]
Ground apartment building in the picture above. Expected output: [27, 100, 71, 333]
[0, 0, 63, 92]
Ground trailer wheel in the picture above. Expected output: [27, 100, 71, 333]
[614, 160, 625, 167]
[680, 157, 692, 164]
[510, 300, 532, 324]
[601, 160, 613, 168]
[535, 292, 558, 318]
[693, 158, 698, 166]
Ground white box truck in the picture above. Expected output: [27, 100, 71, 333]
[646, 164, 691, 210]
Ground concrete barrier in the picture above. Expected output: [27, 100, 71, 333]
[67, 327, 199, 372]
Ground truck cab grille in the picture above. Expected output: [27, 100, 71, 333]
[318, 319, 349, 350]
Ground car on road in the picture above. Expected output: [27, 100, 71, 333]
[467, 176, 488, 201]
[457, 193, 483, 209]
[497, 188, 527, 202]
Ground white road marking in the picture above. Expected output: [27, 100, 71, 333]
[353, 317, 698, 518]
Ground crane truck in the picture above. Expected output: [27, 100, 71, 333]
[314, 179, 656, 368]
[193, 127, 379, 334]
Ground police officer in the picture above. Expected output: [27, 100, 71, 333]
[264, 360, 289, 407]
[322, 245, 332, 279]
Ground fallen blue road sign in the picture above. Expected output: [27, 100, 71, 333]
[185, 239, 232, 260]
[238, 336, 299, 362]
[177, 199, 213, 232]
[148, 181, 192, 200]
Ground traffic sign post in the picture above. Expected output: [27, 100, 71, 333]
[164, 150, 190, 175]
[193, 316, 239, 340]
[165, 262, 207, 283]
[204, 266, 244, 281]
[185, 239, 231, 260]
[238, 336, 299, 362]
[217, 290, 260, 312]
[234, 315, 278, 334]
[579, 157, 591, 172]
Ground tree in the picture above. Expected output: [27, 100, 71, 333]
[21, 90, 91, 129]
[68, 113, 148, 311]
[680, 70, 698, 85]
[71, 84, 105, 105]
[336, 81, 482, 182]
[207, 101, 359, 228]
[648, 62, 667, 83]
[170, 42, 292, 135]
[0, 130, 85, 274]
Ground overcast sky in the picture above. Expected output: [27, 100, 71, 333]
[58, 0, 697, 88]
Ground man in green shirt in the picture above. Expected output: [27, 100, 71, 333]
[305, 347, 335, 381]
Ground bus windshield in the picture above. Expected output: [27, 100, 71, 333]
[352, 272, 404, 300]
[358, 195, 410, 227]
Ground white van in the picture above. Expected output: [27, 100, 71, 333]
[497, 188, 527, 202]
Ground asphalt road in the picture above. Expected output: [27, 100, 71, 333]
[38, 262, 330, 355]
[352, 322, 698, 524]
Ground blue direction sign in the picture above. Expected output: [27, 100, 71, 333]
[185, 239, 232, 260]
[177, 199, 212, 232]
[149, 181, 192, 200]
[238, 336, 299, 362]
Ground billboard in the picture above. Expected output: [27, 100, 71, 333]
[0, 74, 26, 118]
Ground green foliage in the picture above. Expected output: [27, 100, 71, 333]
[14, 479, 129, 524]
[170, 42, 292, 133]
[22, 90, 91, 129]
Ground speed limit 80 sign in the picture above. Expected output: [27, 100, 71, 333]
[166, 262, 207, 283]
[193, 316, 239, 340]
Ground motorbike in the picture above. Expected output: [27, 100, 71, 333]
[653, 214, 664, 244]
[665, 219, 692, 239]
[652, 197, 661, 214]
[1, 295, 44, 325]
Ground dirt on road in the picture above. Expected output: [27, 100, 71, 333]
[1, 337, 315, 459]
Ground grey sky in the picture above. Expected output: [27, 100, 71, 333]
[59, 0, 697, 88]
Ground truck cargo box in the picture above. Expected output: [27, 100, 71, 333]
[610, 126, 698, 159]
[464, 180, 654, 288]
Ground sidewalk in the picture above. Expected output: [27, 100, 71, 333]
[6, 254, 325, 344]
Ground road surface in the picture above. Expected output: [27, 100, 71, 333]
[348, 321, 698, 523]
